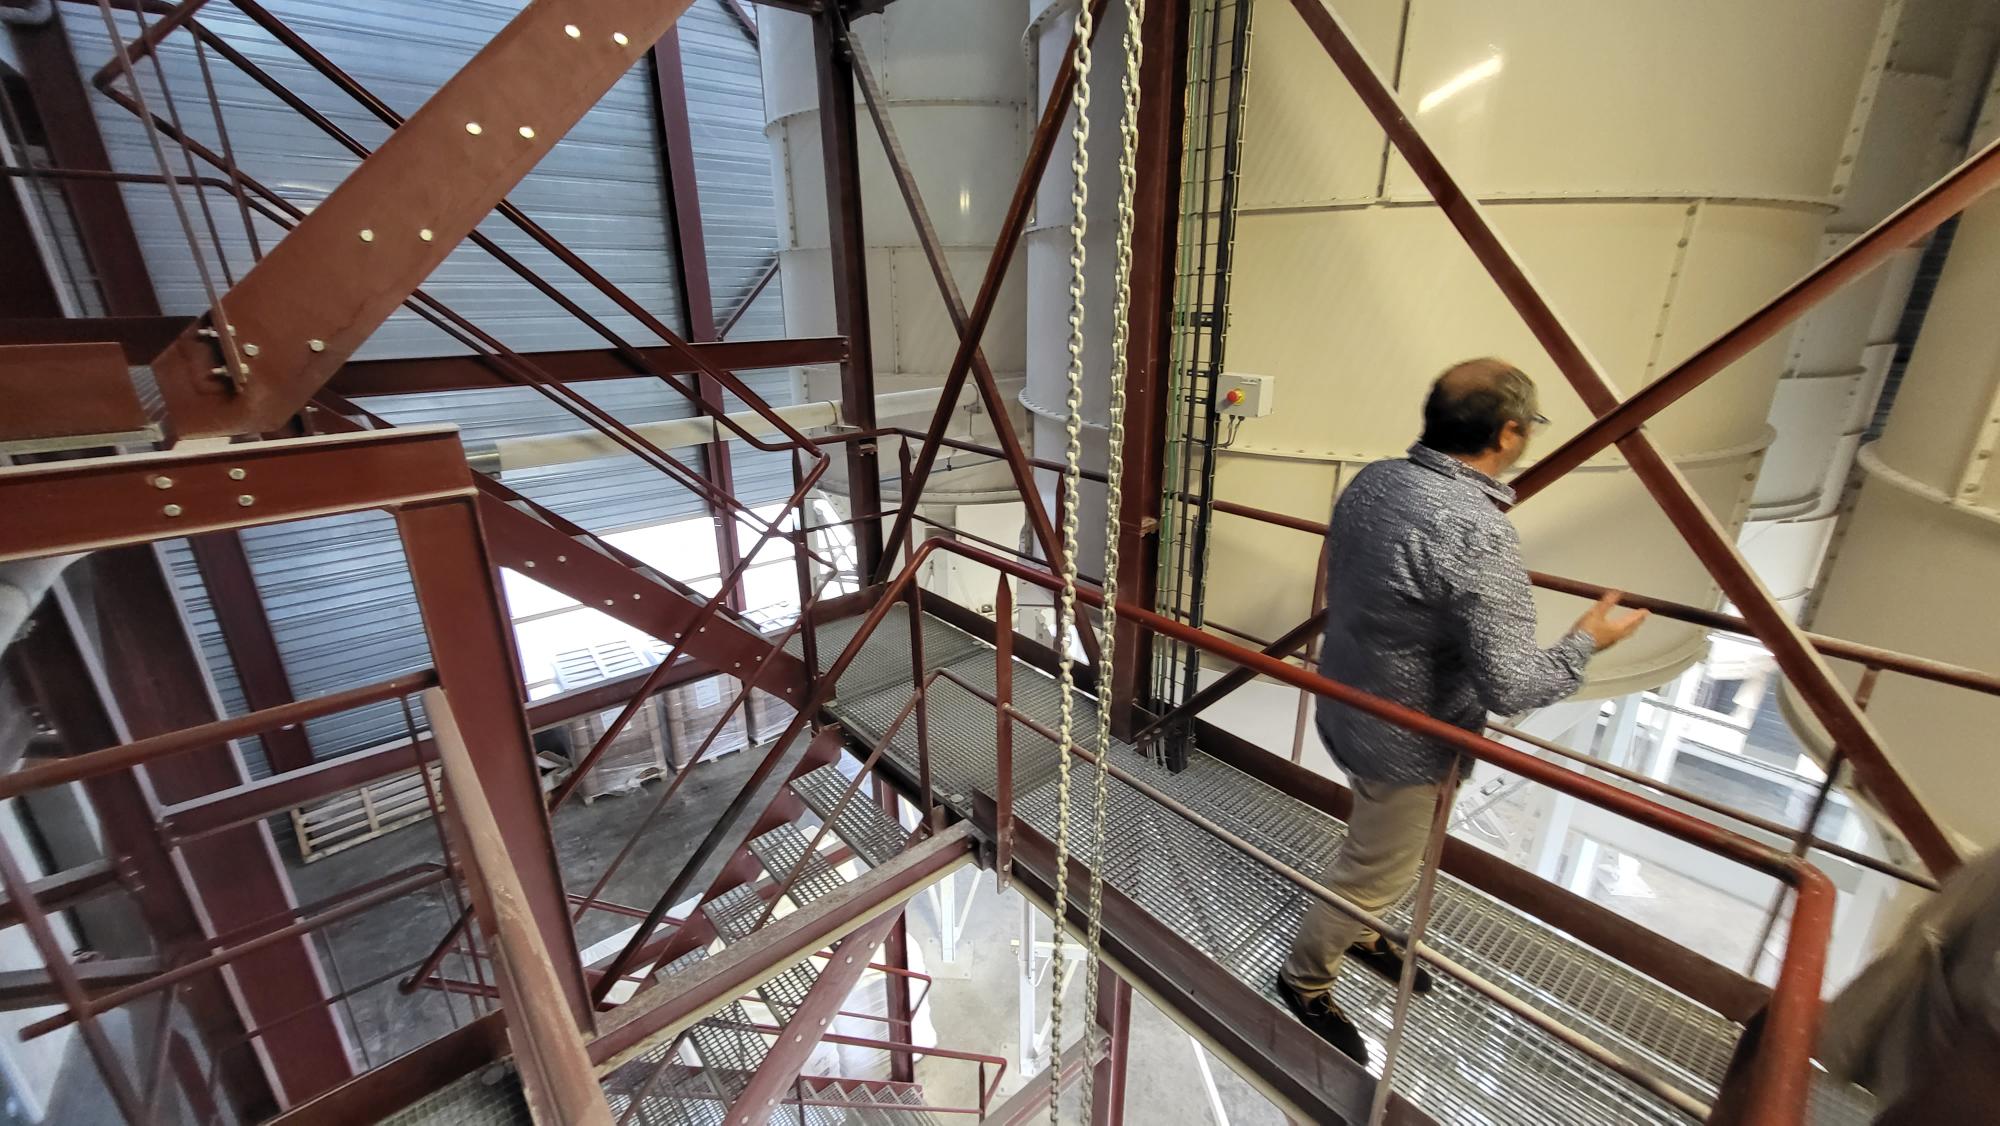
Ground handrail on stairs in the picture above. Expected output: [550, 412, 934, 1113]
[762, 535, 1834, 1126]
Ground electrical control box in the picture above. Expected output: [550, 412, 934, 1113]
[1217, 371, 1275, 418]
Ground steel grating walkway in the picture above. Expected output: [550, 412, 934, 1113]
[806, 608, 1871, 1126]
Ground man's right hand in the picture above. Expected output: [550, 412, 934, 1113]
[1574, 591, 1649, 651]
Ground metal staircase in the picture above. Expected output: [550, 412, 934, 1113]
[799, 605, 1875, 1126]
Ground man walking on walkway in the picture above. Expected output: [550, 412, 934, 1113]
[1278, 358, 1648, 1063]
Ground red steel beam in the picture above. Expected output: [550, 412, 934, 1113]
[0, 315, 190, 360]
[0, 425, 475, 563]
[326, 336, 847, 396]
[1282, 0, 1958, 879]
[589, 823, 977, 1071]
[722, 910, 903, 1122]
[156, 656, 713, 842]
[72, 547, 355, 1103]
[814, 4, 886, 577]
[395, 498, 595, 1032]
[649, 27, 746, 610]
[1512, 136, 2000, 500]
[187, 531, 317, 773]
[1108, 0, 1190, 739]
[474, 491, 807, 691]
[871, 0, 1114, 583]
[145, 0, 701, 437]
[0, 342, 153, 445]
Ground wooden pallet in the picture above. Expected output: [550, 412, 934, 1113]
[292, 763, 447, 863]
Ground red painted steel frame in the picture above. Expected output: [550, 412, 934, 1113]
[1281, 0, 1959, 879]
[0, 429, 597, 1075]
[798, 537, 1834, 1125]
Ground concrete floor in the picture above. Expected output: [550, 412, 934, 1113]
[284, 744, 1295, 1122]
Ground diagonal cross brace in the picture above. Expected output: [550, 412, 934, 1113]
[721, 909, 904, 1124]
[1283, 0, 1960, 877]
[147, 0, 698, 437]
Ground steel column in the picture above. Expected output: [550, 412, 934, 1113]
[1108, 0, 1190, 739]
[1283, 0, 1958, 879]
[187, 531, 316, 773]
[71, 547, 355, 1105]
[650, 29, 747, 610]
[875, 779, 917, 1082]
[813, 5, 886, 578]
[5, 599, 274, 1118]
[1090, 965, 1131, 1126]
[395, 498, 595, 1032]
[3, 4, 161, 316]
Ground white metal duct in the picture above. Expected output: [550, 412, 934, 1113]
[1185, 0, 1887, 699]
[1792, 142, 2000, 851]
[760, 0, 1035, 505]
[1739, 0, 1996, 620]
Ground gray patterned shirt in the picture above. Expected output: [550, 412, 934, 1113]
[1315, 444, 1595, 785]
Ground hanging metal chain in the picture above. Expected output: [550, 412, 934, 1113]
[1077, 0, 1144, 1123]
[1047, 0, 1096, 1117]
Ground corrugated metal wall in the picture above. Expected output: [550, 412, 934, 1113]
[70, 0, 802, 776]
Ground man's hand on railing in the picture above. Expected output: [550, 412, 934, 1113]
[1573, 591, 1650, 652]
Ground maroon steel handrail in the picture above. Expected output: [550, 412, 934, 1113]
[782, 536, 1831, 1125]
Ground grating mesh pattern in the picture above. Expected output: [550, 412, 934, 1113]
[786, 603, 988, 703]
[749, 826, 850, 908]
[381, 1067, 531, 1126]
[791, 765, 909, 866]
[814, 611, 1874, 1126]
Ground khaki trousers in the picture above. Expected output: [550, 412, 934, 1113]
[1281, 772, 1448, 1002]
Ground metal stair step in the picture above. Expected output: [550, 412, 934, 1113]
[747, 824, 850, 908]
[790, 765, 908, 867]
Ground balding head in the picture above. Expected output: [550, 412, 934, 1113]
[1420, 358, 1540, 456]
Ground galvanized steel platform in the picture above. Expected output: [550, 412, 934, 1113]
[800, 606, 1871, 1126]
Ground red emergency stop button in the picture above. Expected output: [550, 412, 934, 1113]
[1223, 388, 1245, 407]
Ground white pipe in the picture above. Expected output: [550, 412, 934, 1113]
[477, 388, 946, 474]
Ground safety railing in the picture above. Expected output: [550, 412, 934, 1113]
[1159, 495, 1988, 896]
[754, 535, 1835, 1126]
[0, 668, 504, 1124]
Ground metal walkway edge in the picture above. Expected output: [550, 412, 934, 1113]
[802, 606, 1871, 1126]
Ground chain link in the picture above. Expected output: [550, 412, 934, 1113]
[1077, 0, 1144, 1122]
[1047, 0, 1094, 1117]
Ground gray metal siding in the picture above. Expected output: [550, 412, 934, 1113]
[67, 0, 684, 357]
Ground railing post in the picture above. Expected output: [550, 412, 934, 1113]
[995, 575, 1016, 888]
[1745, 663, 1883, 977]
[793, 447, 821, 680]
[908, 580, 937, 831]
[1367, 758, 1461, 1124]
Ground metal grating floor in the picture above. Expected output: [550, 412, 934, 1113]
[823, 612, 1871, 1126]
[792, 765, 910, 867]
